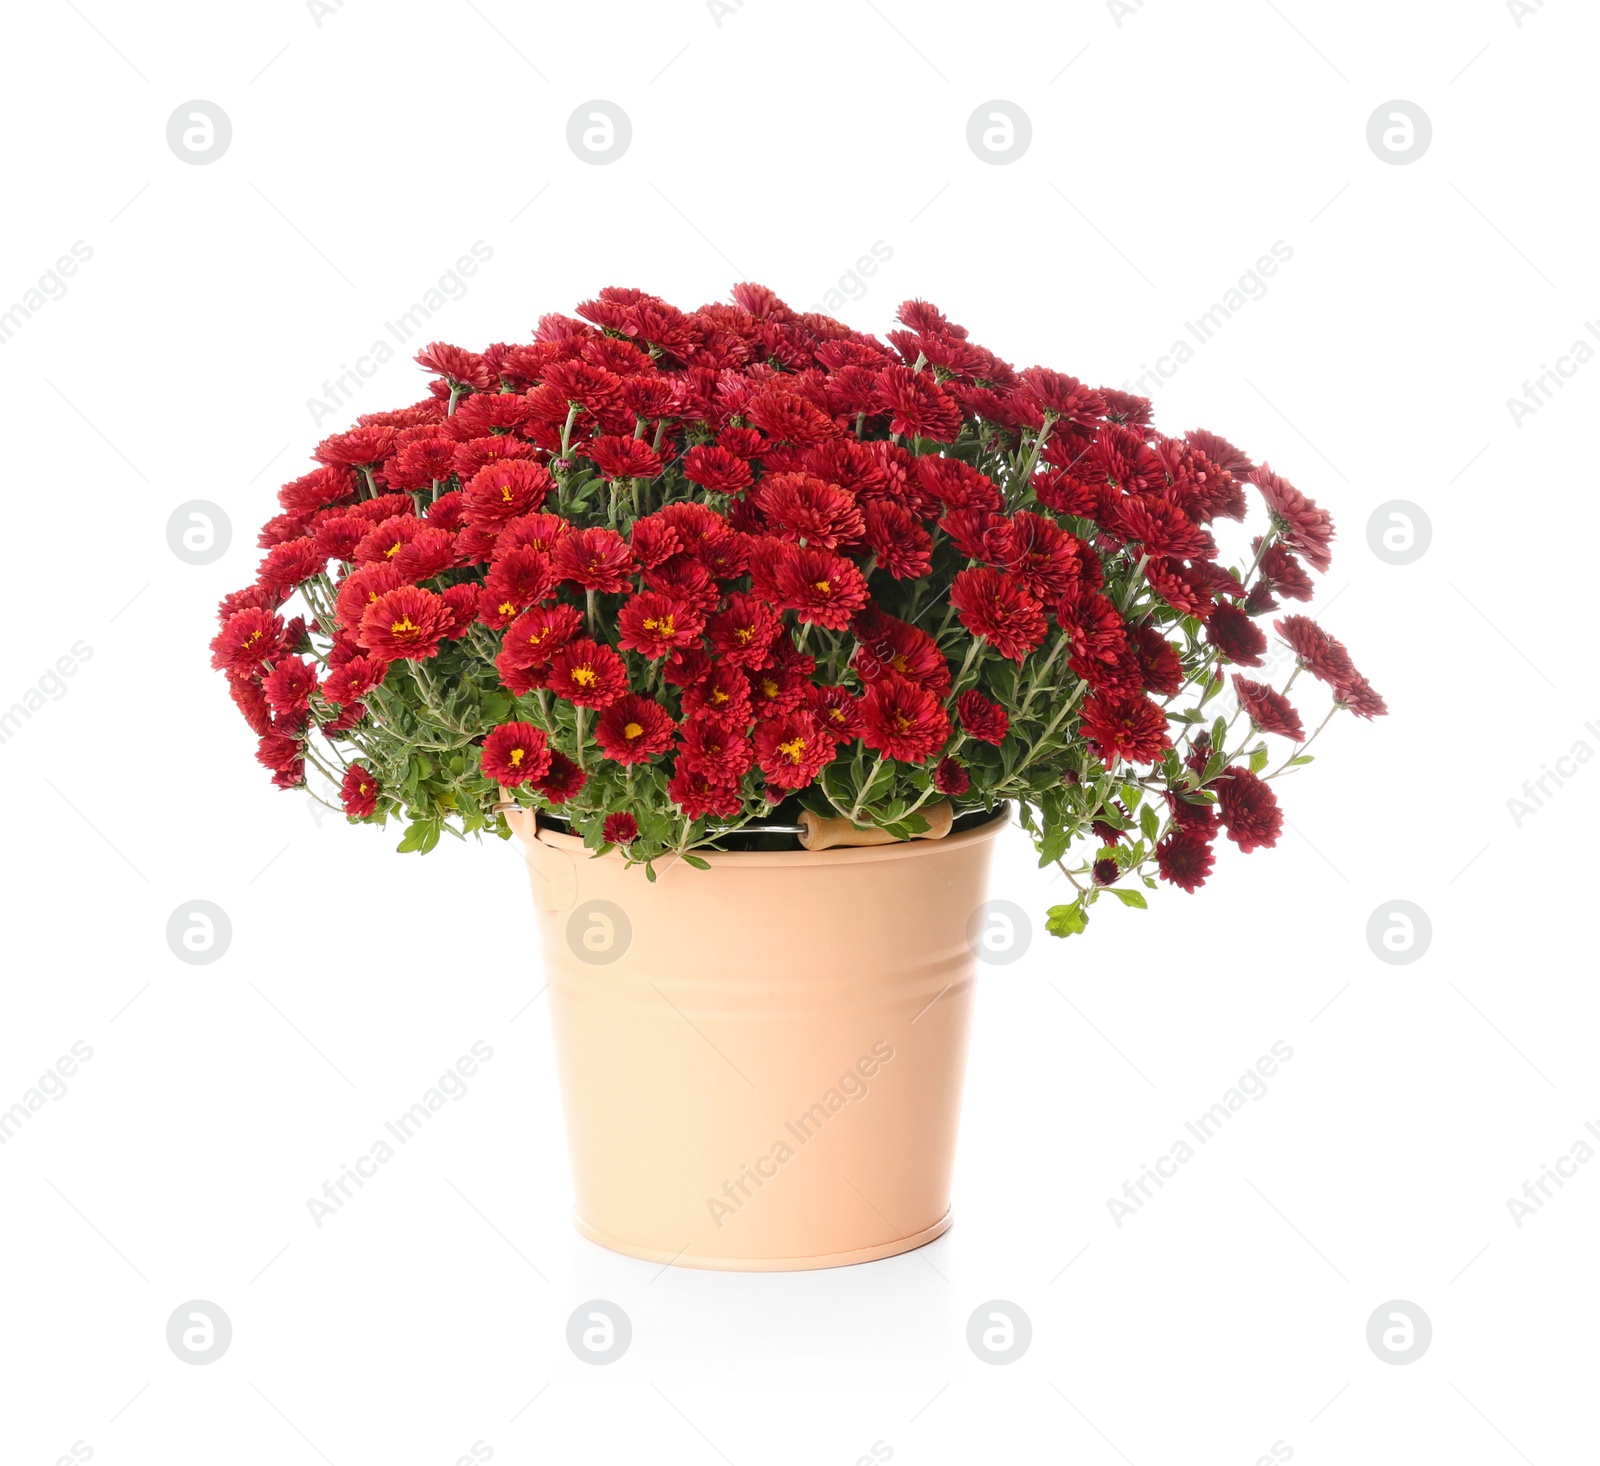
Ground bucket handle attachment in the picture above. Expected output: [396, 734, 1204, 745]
[498, 803, 578, 914]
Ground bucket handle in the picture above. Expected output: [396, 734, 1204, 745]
[498, 803, 578, 914]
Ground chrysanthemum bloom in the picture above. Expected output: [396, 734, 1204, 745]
[745, 388, 838, 447]
[334, 563, 404, 633]
[851, 609, 951, 695]
[501, 604, 583, 671]
[392, 528, 459, 583]
[933, 757, 970, 796]
[584, 435, 664, 481]
[439, 584, 479, 640]
[862, 501, 933, 580]
[1204, 602, 1267, 667]
[860, 677, 950, 763]
[595, 694, 676, 764]
[950, 567, 1047, 663]
[263, 657, 318, 714]
[754, 714, 836, 789]
[210, 608, 285, 675]
[1251, 466, 1333, 572]
[602, 811, 640, 845]
[705, 594, 781, 667]
[754, 473, 865, 549]
[353, 515, 424, 565]
[546, 638, 627, 707]
[677, 718, 754, 781]
[1131, 625, 1184, 697]
[1078, 691, 1171, 766]
[1232, 675, 1305, 740]
[679, 444, 753, 494]
[1111, 495, 1215, 562]
[384, 437, 459, 491]
[1257, 542, 1314, 602]
[1144, 558, 1213, 619]
[1215, 766, 1282, 852]
[1336, 674, 1388, 720]
[667, 766, 745, 820]
[341, 763, 380, 817]
[1273, 615, 1355, 686]
[315, 424, 398, 467]
[416, 341, 495, 389]
[257, 537, 328, 600]
[256, 729, 303, 773]
[772, 546, 869, 630]
[359, 586, 452, 662]
[1055, 586, 1129, 671]
[531, 750, 587, 804]
[228, 675, 274, 736]
[956, 690, 1009, 745]
[480, 547, 554, 626]
[312, 513, 369, 562]
[984, 512, 1089, 602]
[873, 365, 963, 441]
[278, 464, 357, 513]
[617, 592, 705, 657]
[748, 657, 813, 720]
[1091, 858, 1121, 887]
[681, 663, 754, 727]
[481, 722, 553, 787]
[802, 684, 863, 743]
[915, 456, 1003, 513]
[462, 461, 556, 527]
[552, 527, 635, 593]
[1157, 828, 1215, 892]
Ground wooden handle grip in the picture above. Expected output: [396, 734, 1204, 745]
[797, 800, 955, 852]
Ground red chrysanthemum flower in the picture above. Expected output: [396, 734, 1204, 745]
[1232, 675, 1305, 741]
[594, 694, 676, 764]
[1257, 542, 1314, 602]
[861, 500, 933, 580]
[681, 662, 754, 726]
[322, 655, 387, 706]
[315, 424, 398, 467]
[481, 547, 554, 625]
[1251, 466, 1334, 573]
[860, 676, 950, 763]
[416, 341, 495, 390]
[1131, 624, 1183, 697]
[462, 461, 556, 527]
[1156, 828, 1215, 892]
[1204, 602, 1267, 667]
[481, 721, 553, 787]
[552, 526, 635, 593]
[984, 512, 1091, 602]
[341, 763, 381, 817]
[754, 713, 836, 789]
[210, 608, 284, 675]
[753, 472, 864, 550]
[359, 586, 452, 662]
[263, 657, 318, 714]
[602, 811, 640, 845]
[584, 434, 664, 481]
[677, 718, 754, 781]
[546, 637, 627, 707]
[500, 605, 583, 672]
[1215, 765, 1282, 852]
[956, 690, 1009, 745]
[1273, 615, 1355, 686]
[334, 563, 405, 633]
[744, 388, 838, 446]
[705, 593, 781, 668]
[851, 609, 951, 695]
[933, 757, 970, 796]
[771, 546, 869, 630]
[617, 592, 705, 657]
[667, 766, 745, 819]
[805, 684, 864, 742]
[1337, 674, 1388, 720]
[528, 749, 586, 804]
[679, 444, 753, 494]
[873, 365, 963, 441]
[1078, 692, 1171, 766]
[950, 567, 1047, 663]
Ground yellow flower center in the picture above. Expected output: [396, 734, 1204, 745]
[643, 614, 675, 637]
[500, 485, 515, 502]
[572, 666, 598, 687]
[499, 600, 516, 616]
[385, 541, 402, 557]
[761, 679, 779, 699]
[508, 748, 525, 767]
[734, 627, 753, 644]
[777, 736, 807, 763]
[244, 629, 263, 646]
[391, 616, 420, 638]
[893, 712, 914, 732]
[711, 688, 729, 705]
[813, 579, 831, 594]
[624, 721, 644, 740]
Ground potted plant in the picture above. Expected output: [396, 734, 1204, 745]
[213, 285, 1382, 1269]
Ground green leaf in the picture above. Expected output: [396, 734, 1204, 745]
[682, 854, 711, 871]
[1046, 900, 1090, 937]
[1288, 754, 1315, 767]
[1249, 746, 1269, 774]
[1108, 887, 1147, 908]
[1211, 716, 1228, 750]
[1140, 804, 1160, 841]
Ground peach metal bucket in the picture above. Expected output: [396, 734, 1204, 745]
[504, 807, 1008, 1271]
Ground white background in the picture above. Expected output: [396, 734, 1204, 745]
[2, 1, 1597, 1462]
